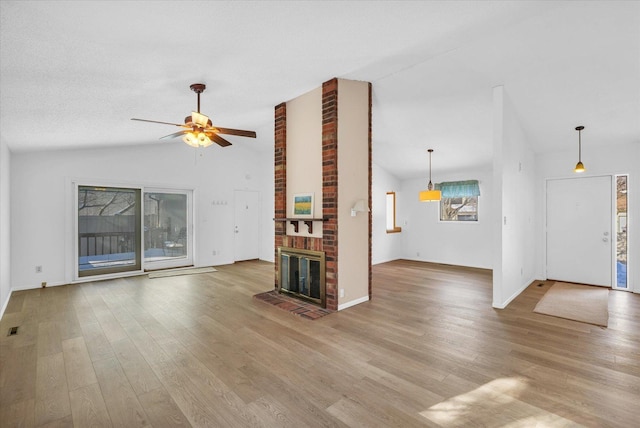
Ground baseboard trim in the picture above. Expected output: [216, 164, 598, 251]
[12, 280, 67, 291]
[0, 288, 12, 319]
[338, 295, 370, 311]
[404, 257, 492, 271]
[493, 276, 537, 309]
[372, 258, 398, 265]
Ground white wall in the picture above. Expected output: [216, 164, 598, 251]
[493, 86, 537, 308]
[0, 137, 11, 315]
[400, 167, 493, 270]
[286, 87, 323, 237]
[535, 142, 640, 294]
[259, 148, 276, 263]
[371, 163, 403, 265]
[10, 142, 273, 290]
[337, 79, 370, 307]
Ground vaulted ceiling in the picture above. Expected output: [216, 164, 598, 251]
[1, 1, 638, 179]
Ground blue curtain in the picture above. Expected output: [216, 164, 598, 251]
[435, 180, 480, 198]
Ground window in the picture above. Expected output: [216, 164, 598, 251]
[440, 196, 478, 222]
[386, 191, 402, 233]
[437, 180, 480, 222]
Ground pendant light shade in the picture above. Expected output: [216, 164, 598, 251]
[419, 189, 442, 201]
[419, 149, 441, 202]
[574, 126, 585, 173]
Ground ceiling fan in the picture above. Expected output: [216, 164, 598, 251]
[131, 83, 256, 148]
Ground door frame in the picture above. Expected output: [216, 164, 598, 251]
[233, 189, 261, 262]
[613, 174, 630, 291]
[543, 174, 617, 288]
[70, 179, 196, 283]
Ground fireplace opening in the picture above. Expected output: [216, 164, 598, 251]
[277, 247, 326, 308]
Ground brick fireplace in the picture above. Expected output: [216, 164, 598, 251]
[277, 246, 326, 307]
[274, 78, 372, 312]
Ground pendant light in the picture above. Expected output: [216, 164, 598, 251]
[574, 125, 585, 173]
[419, 149, 442, 201]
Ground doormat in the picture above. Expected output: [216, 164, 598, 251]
[148, 266, 217, 278]
[534, 282, 609, 327]
[254, 290, 333, 320]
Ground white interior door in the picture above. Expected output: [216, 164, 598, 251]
[234, 190, 260, 261]
[546, 176, 612, 287]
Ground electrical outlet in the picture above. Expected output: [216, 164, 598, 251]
[339, 289, 345, 298]
[41, 282, 47, 288]
[35, 265, 42, 273]
[212, 250, 217, 256]
[416, 252, 420, 257]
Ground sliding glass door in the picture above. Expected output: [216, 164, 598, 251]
[77, 185, 193, 278]
[77, 186, 142, 277]
[143, 189, 193, 270]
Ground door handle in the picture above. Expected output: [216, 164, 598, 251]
[602, 237, 608, 242]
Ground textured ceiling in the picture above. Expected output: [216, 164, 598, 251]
[1, 1, 638, 179]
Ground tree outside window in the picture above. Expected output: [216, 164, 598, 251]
[436, 180, 480, 222]
[440, 196, 478, 221]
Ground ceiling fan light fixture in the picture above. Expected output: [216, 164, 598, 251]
[574, 125, 586, 173]
[419, 149, 441, 202]
[198, 132, 213, 147]
[182, 132, 199, 148]
[132, 83, 256, 148]
[183, 131, 214, 148]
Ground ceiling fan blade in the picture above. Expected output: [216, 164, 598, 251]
[209, 133, 233, 147]
[131, 118, 186, 127]
[160, 130, 187, 139]
[214, 127, 257, 138]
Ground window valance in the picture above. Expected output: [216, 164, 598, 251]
[435, 180, 480, 198]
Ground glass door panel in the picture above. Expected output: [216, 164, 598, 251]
[615, 175, 628, 289]
[78, 186, 141, 277]
[144, 190, 192, 270]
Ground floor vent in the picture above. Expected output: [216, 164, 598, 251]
[538, 283, 545, 287]
[8, 326, 18, 336]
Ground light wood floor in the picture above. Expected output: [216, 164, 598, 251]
[1, 260, 639, 427]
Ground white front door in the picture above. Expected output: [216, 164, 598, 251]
[546, 176, 612, 287]
[234, 190, 260, 261]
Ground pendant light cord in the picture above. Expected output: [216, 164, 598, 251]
[428, 149, 434, 190]
[578, 128, 582, 162]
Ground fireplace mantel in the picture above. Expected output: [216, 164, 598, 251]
[273, 217, 327, 234]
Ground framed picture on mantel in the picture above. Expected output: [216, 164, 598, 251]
[292, 193, 314, 218]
